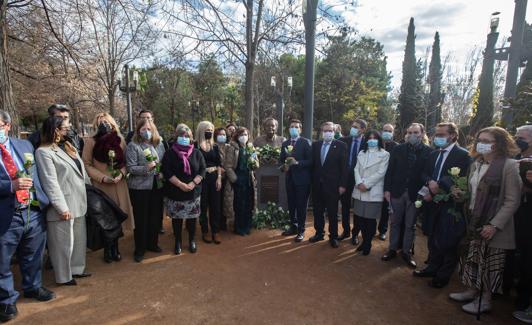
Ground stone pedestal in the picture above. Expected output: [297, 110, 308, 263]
[255, 163, 287, 210]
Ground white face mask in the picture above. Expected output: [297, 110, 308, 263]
[238, 135, 248, 145]
[0, 129, 7, 144]
[476, 143, 493, 155]
[323, 131, 334, 142]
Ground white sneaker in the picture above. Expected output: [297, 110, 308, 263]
[513, 306, 532, 324]
[462, 297, 492, 315]
[449, 289, 477, 302]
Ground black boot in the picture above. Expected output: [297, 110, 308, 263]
[187, 219, 197, 254]
[104, 241, 113, 263]
[172, 219, 182, 255]
[111, 238, 121, 261]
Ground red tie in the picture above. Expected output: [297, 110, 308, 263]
[0, 144, 30, 204]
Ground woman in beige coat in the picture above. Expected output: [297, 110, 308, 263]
[450, 127, 522, 315]
[82, 112, 133, 263]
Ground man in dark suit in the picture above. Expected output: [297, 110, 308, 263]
[310, 122, 348, 248]
[0, 111, 55, 322]
[377, 123, 399, 240]
[414, 122, 471, 288]
[338, 118, 367, 245]
[381, 123, 432, 268]
[279, 119, 312, 242]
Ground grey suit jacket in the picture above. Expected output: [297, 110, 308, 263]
[125, 141, 166, 190]
[36, 145, 91, 221]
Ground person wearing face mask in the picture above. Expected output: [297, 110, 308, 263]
[382, 123, 432, 267]
[414, 122, 471, 288]
[351, 130, 389, 255]
[512, 125, 532, 322]
[278, 119, 312, 242]
[125, 119, 166, 262]
[377, 123, 398, 241]
[310, 122, 348, 248]
[338, 119, 367, 245]
[447, 127, 521, 316]
[224, 127, 259, 235]
[195, 121, 223, 244]
[214, 127, 233, 231]
[334, 124, 343, 140]
[82, 113, 133, 263]
[162, 124, 206, 254]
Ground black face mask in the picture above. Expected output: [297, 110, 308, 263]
[516, 139, 529, 152]
[98, 123, 112, 135]
[204, 131, 213, 140]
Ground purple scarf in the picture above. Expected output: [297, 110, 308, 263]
[172, 143, 194, 175]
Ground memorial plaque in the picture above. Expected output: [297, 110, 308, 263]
[260, 175, 279, 204]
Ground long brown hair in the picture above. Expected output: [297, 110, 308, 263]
[132, 119, 161, 146]
[470, 126, 519, 159]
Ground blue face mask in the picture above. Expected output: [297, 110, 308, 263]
[433, 137, 448, 148]
[367, 139, 379, 148]
[382, 131, 393, 141]
[177, 136, 190, 146]
[216, 135, 226, 144]
[141, 130, 152, 141]
[289, 127, 299, 139]
[350, 127, 359, 137]
[0, 129, 7, 144]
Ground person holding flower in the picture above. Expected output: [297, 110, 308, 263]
[214, 127, 233, 231]
[278, 119, 312, 242]
[125, 119, 165, 262]
[82, 113, 133, 263]
[36, 116, 91, 285]
[161, 124, 205, 254]
[449, 127, 522, 315]
[225, 127, 259, 236]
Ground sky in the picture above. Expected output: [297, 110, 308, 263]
[329, 0, 532, 89]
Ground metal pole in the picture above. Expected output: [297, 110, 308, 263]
[125, 64, 133, 133]
[276, 90, 284, 137]
[303, 0, 318, 140]
[502, 0, 528, 128]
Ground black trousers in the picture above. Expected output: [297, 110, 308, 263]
[233, 181, 253, 235]
[200, 173, 222, 235]
[313, 184, 339, 239]
[358, 216, 377, 252]
[378, 200, 390, 235]
[129, 184, 162, 256]
[340, 176, 355, 234]
[286, 176, 310, 234]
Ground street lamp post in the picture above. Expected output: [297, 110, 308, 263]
[271, 75, 293, 136]
[303, 0, 319, 140]
[118, 64, 139, 133]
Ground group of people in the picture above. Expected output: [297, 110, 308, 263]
[0, 105, 531, 323]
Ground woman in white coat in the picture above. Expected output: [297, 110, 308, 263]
[352, 130, 390, 255]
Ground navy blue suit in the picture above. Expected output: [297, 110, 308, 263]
[279, 137, 312, 234]
[0, 138, 49, 304]
[339, 136, 363, 235]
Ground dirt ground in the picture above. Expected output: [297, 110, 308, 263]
[10, 217, 521, 325]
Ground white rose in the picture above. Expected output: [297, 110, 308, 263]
[143, 148, 151, 157]
[24, 153, 34, 163]
[415, 200, 423, 209]
[450, 167, 460, 176]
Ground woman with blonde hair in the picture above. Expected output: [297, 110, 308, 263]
[82, 112, 133, 263]
[125, 119, 166, 262]
[162, 124, 206, 254]
[450, 126, 522, 315]
[195, 121, 223, 244]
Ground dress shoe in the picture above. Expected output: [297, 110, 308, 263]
[212, 234, 221, 245]
[462, 297, 491, 314]
[134, 254, 144, 263]
[103, 246, 113, 263]
[147, 246, 163, 253]
[189, 241, 197, 253]
[413, 268, 435, 278]
[381, 250, 397, 261]
[378, 233, 386, 241]
[309, 234, 324, 243]
[174, 241, 182, 255]
[513, 306, 532, 324]
[402, 253, 417, 268]
[111, 242, 121, 262]
[338, 232, 351, 241]
[282, 228, 297, 236]
[428, 278, 448, 289]
[351, 236, 360, 246]
[294, 233, 304, 242]
[362, 250, 370, 256]
[58, 279, 77, 286]
[24, 287, 55, 301]
[0, 304, 17, 322]
[329, 239, 339, 248]
[449, 289, 478, 303]
[202, 234, 212, 244]
[356, 245, 364, 252]
[72, 273, 92, 279]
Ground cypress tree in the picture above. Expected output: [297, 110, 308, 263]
[397, 18, 418, 134]
[427, 32, 442, 132]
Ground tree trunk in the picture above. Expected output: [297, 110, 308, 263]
[0, 2, 18, 135]
[108, 87, 115, 116]
[245, 61, 255, 135]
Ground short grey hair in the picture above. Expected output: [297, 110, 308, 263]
[0, 110, 11, 124]
[516, 125, 532, 137]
